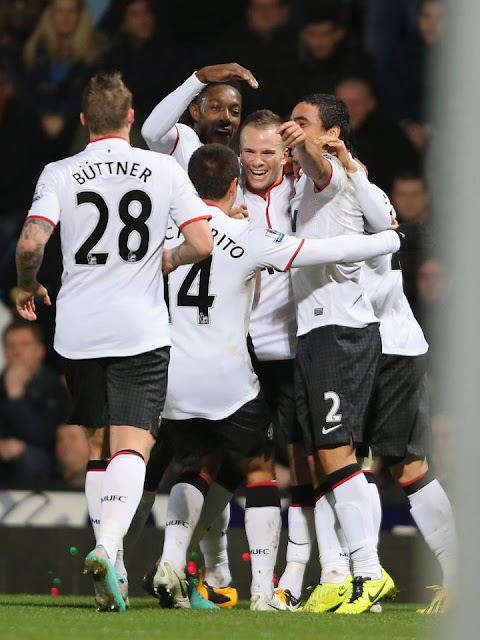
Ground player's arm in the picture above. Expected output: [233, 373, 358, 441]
[15, 217, 54, 320]
[162, 220, 213, 275]
[325, 138, 393, 232]
[277, 121, 335, 191]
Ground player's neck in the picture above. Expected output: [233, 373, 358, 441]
[88, 128, 130, 143]
[203, 196, 232, 215]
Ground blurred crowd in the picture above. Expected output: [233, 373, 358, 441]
[0, 0, 451, 493]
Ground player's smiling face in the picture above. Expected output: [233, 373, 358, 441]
[291, 102, 327, 139]
[192, 85, 242, 146]
[240, 125, 289, 195]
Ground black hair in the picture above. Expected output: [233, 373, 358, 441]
[193, 80, 243, 108]
[3, 319, 44, 345]
[300, 0, 342, 29]
[297, 92, 352, 148]
[188, 144, 239, 201]
[392, 168, 427, 187]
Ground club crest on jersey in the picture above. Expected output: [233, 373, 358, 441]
[265, 229, 285, 244]
[32, 183, 45, 203]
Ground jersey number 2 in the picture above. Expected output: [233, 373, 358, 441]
[165, 255, 215, 325]
[75, 190, 151, 265]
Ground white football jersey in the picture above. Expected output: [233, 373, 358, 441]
[290, 156, 380, 335]
[163, 206, 304, 420]
[237, 174, 297, 361]
[27, 137, 212, 359]
[142, 72, 206, 171]
[364, 255, 428, 356]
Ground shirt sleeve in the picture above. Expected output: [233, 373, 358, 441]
[26, 163, 61, 227]
[141, 72, 207, 154]
[350, 164, 394, 233]
[247, 226, 305, 273]
[289, 230, 401, 268]
[168, 159, 213, 230]
[296, 155, 348, 224]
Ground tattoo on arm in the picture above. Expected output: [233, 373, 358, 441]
[170, 245, 183, 269]
[16, 218, 54, 289]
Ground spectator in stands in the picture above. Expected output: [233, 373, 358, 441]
[0, 61, 48, 257]
[289, 2, 377, 108]
[214, 0, 296, 117]
[54, 423, 89, 488]
[391, 170, 430, 224]
[0, 320, 70, 485]
[101, 0, 180, 123]
[22, 0, 105, 156]
[383, 0, 446, 152]
[335, 76, 419, 193]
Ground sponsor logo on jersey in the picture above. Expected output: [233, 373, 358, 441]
[314, 308, 324, 316]
[32, 183, 44, 203]
[265, 229, 285, 243]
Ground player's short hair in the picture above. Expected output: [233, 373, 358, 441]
[194, 80, 243, 109]
[81, 71, 132, 134]
[188, 144, 239, 201]
[241, 109, 284, 132]
[297, 92, 352, 148]
[3, 319, 44, 345]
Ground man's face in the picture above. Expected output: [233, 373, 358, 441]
[123, 0, 155, 41]
[4, 328, 45, 373]
[240, 125, 288, 194]
[391, 178, 429, 223]
[53, 0, 81, 37]
[335, 81, 375, 131]
[248, 0, 288, 34]
[192, 85, 242, 146]
[418, 1, 446, 45]
[301, 21, 342, 60]
[416, 259, 446, 303]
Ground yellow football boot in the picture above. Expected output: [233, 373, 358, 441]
[335, 569, 395, 615]
[417, 585, 454, 614]
[196, 568, 238, 609]
[300, 576, 352, 613]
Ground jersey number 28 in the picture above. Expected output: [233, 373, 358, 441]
[75, 190, 151, 265]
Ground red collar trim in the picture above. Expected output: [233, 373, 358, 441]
[204, 202, 225, 213]
[88, 135, 129, 144]
[245, 174, 284, 200]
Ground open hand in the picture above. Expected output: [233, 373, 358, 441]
[196, 63, 258, 89]
[16, 283, 51, 321]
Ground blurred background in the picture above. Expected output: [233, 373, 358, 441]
[0, 0, 451, 605]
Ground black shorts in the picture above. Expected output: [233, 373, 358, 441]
[161, 392, 273, 468]
[62, 347, 170, 437]
[255, 359, 303, 446]
[295, 324, 382, 454]
[360, 354, 431, 458]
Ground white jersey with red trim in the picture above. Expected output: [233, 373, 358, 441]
[163, 206, 304, 420]
[27, 137, 212, 359]
[364, 255, 428, 356]
[236, 174, 297, 360]
[141, 72, 206, 171]
[290, 155, 380, 335]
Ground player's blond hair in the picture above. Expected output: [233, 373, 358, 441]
[241, 109, 284, 131]
[82, 72, 132, 134]
[23, 0, 104, 68]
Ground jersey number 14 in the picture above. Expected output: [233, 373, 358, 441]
[164, 256, 215, 325]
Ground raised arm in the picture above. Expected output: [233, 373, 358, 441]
[15, 217, 54, 320]
[141, 63, 258, 152]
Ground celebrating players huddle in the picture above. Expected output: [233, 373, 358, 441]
[15, 63, 457, 616]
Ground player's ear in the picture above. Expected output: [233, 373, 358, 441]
[189, 102, 200, 123]
[328, 125, 341, 138]
[229, 177, 238, 198]
[80, 112, 87, 127]
[280, 145, 289, 166]
[127, 108, 135, 125]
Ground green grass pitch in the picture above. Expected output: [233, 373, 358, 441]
[0, 596, 438, 640]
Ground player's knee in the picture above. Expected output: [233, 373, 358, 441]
[389, 456, 429, 484]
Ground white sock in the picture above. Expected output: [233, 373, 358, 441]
[97, 451, 145, 562]
[115, 540, 127, 579]
[315, 494, 350, 584]
[407, 479, 458, 588]
[366, 476, 382, 543]
[162, 482, 205, 569]
[245, 482, 281, 597]
[123, 488, 156, 564]
[331, 470, 381, 580]
[85, 462, 105, 541]
[200, 505, 232, 588]
[278, 505, 314, 598]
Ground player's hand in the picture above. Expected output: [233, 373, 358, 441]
[162, 249, 176, 276]
[0, 438, 27, 461]
[314, 135, 357, 173]
[389, 216, 399, 230]
[229, 203, 249, 220]
[277, 121, 306, 149]
[16, 283, 51, 321]
[196, 63, 258, 89]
